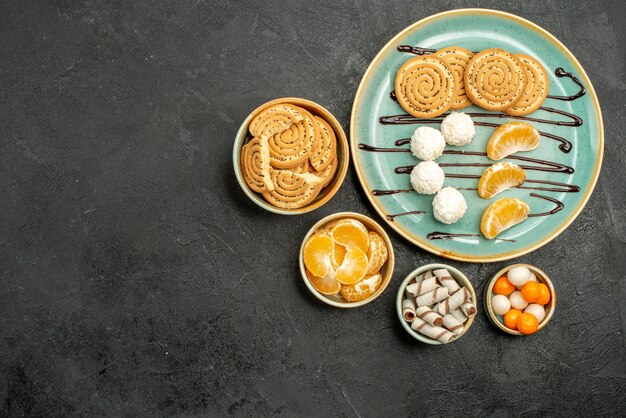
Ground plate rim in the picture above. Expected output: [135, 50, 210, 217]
[349, 8, 604, 263]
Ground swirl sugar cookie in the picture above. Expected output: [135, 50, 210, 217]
[464, 48, 527, 111]
[249, 103, 307, 138]
[262, 170, 323, 209]
[267, 110, 317, 168]
[394, 55, 456, 118]
[309, 116, 337, 172]
[433, 46, 474, 109]
[312, 154, 337, 188]
[240, 137, 274, 193]
[506, 54, 549, 116]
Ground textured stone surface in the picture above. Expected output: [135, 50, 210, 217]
[1, 0, 625, 416]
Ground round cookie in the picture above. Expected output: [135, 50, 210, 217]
[433, 46, 474, 109]
[464, 48, 527, 111]
[249, 103, 306, 138]
[267, 109, 317, 168]
[311, 155, 337, 188]
[240, 137, 273, 193]
[394, 55, 456, 118]
[309, 116, 337, 172]
[506, 54, 549, 116]
[262, 170, 323, 209]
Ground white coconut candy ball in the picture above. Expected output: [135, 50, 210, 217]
[517, 272, 538, 290]
[432, 187, 467, 224]
[440, 112, 476, 146]
[508, 266, 532, 287]
[525, 304, 546, 323]
[410, 126, 446, 161]
[410, 161, 445, 194]
[509, 290, 529, 310]
[492, 294, 511, 316]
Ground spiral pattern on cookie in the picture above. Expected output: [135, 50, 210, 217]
[313, 154, 337, 188]
[433, 46, 474, 109]
[267, 116, 315, 168]
[240, 137, 273, 193]
[262, 170, 323, 209]
[249, 104, 306, 138]
[309, 116, 337, 171]
[394, 55, 455, 118]
[506, 54, 549, 116]
[464, 48, 527, 111]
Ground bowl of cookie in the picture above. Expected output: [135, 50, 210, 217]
[233, 97, 349, 215]
[299, 212, 395, 308]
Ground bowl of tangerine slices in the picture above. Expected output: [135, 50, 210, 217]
[299, 212, 395, 308]
[484, 264, 556, 335]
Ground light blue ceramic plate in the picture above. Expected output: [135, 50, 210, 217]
[350, 9, 603, 262]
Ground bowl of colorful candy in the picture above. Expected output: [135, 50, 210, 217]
[484, 264, 556, 335]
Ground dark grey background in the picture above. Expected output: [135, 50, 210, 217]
[1, 0, 624, 416]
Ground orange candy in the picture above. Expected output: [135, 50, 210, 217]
[517, 312, 539, 335]
[521, 281, 541, 303]
[503, 308, 522, 330]
[536, 283, 551, 305]
[493, 276, 516, 296]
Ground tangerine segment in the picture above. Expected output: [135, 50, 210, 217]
[335, 248, 369, 285]
[517, 312, 539, 335]
[366, 232, 388, 275]
[536, 283, 551, 305]
[340, 273, 383, 302]
[480, 198, 530, 239]
[330, 219, 369, 252]
[486, 122, 540, 160]
[305, 269, 341, 296]
[331, 243, 347, 270]
[303, 231, 334, 278]
[503, 308, 522, 330]
[478, 162, 526, 199]
[493, 276, 516, 296]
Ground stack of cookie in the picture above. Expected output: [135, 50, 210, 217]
[395, 47, 549, 117]
[240, 104, 338, 209]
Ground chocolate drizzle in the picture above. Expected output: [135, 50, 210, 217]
[547, 68, 586, 101]
[528, 193, 565, 217]
[386, 210, 425, 221]
[379, 111, 578, 152]
[359, 146, 575, 175]
[427, 232, 480, 240]
[380, 111, 581, 128]
[371, 189, 412, 196]
[426, 232, 515, 242]
[358, 144, 409, 153]
[397, 45, 438, 55]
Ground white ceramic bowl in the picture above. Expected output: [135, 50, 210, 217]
[396, 263, 476, 345]
[484, 264, 556, 335]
